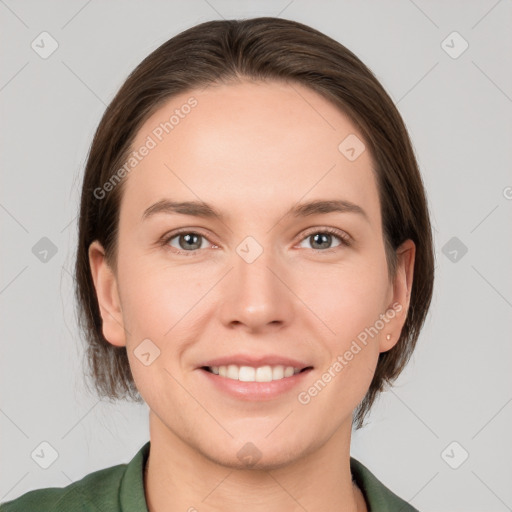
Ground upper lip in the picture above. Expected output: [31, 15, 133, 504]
[198, 354, 313, 370]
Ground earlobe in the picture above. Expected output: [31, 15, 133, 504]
[88, 240, 127, 347]
[380, 239, 416, 352]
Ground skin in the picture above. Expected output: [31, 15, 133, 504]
[89, 79, 415, 512]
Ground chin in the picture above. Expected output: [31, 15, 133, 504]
[208, 449, 303, 472]
[199, 434, 311, 472]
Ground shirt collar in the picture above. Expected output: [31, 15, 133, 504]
[350, 457, 419, 511]
[119, 441, 150, 512]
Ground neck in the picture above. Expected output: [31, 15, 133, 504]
[143, 411, 367, 512]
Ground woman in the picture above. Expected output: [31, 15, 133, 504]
[1, 16, 434, 512]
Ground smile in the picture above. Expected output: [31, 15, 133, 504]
[203, 364, 311, 382]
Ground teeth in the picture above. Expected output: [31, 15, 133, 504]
[256, 366, 273, 382]
[239, 366, 256, 381]
[284, 366, 295, 378]
[208, 365, 302, 382]
[272, 366, 284, 380]
[227, 364, 239, 380]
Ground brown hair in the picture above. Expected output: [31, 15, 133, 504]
[75, 17, 434, 429]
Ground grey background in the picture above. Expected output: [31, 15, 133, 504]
[1, 1, 511, 510]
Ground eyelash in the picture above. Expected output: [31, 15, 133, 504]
[159, 227, 352, 257]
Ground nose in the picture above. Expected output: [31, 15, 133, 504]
[218, 244, 294, 333]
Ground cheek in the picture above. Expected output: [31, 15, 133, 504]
[300, 256, 389, 407]
[296, 339, 380, 433]
[117, 253, 204, 335]
[118, 261, 195, 403]
[116, 255, 211, 397]
[308, 258, 391, 336]
[299, 281, 385, 420]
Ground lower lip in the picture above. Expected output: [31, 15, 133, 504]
[198, 368, 313, 401]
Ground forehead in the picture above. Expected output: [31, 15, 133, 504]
[121, 80, 379, 225]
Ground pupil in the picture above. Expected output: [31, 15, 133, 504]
[181, 233, 200, 250]
[312, 233, 330, 249]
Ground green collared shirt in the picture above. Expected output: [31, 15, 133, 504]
[0, 441, 419, 511]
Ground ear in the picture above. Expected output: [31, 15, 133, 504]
[379, 238, 416, 352]
[88, 240, 127, 347]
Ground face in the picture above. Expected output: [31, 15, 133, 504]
[89, 79, 414, 469]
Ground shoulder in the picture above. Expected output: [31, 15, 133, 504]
[350, 457, 420, 512]
[0, 460, 128, 512]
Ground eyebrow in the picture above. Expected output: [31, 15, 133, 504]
[141, 198, 369, 223]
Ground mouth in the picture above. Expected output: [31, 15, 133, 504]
[197, 357, 315, 400]
[200, 364, 314, 383]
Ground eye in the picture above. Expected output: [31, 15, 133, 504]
[162, 230, 214, 256]
[298, 227, 351, 252]
[160, 227, 351, 257]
